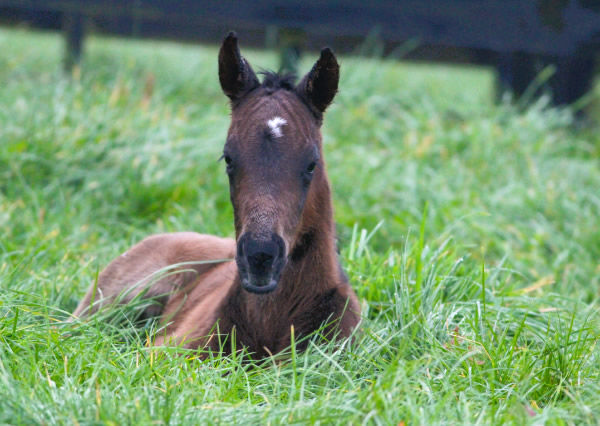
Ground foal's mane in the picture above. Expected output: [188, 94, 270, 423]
[256, 71, 324, 121]
[258, 71, 297, 92]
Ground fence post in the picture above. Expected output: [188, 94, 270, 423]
[63, 12, 85, 72]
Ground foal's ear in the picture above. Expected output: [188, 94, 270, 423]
[218, 32, 259, 102]
[296, 48, 339, 115]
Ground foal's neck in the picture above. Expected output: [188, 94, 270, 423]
[220, 172, 353, 355]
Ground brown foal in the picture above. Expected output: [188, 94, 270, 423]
[72, 33, 361, 358]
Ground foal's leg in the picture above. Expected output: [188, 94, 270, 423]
[72, 232, 235, 319]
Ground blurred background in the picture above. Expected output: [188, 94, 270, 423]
[1, 0, 599, 106]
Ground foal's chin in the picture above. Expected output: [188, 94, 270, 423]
[237, 263, 285, 294]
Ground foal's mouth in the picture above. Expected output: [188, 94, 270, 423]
[236, 233, 286, 294]
[237, 260, 285, 294]
[239, 274, 280, 294]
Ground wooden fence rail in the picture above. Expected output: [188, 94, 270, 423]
[1, 0, 599, 105]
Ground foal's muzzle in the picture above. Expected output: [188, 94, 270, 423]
[236, 233, 286, 294]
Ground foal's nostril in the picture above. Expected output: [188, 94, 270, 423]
[242, 237, 281, 277]
[247, 251, 274, 273]
[236, 233, 287, 293]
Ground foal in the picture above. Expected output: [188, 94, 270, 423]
[73, 33, 361, 358]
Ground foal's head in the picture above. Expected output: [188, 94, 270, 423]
[218, 33, 339, 294]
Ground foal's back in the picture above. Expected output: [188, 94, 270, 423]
[72, 232, 235, 319]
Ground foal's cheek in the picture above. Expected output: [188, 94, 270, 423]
[227, 185, 243, 234]
[227, 174, 244, 208]
[281, 193, 308, 245]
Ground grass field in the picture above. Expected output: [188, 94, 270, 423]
[1, 28, 599, 424]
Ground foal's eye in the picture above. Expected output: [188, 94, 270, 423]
[306, 162, 317, 174]
[221, 153, 234, 175]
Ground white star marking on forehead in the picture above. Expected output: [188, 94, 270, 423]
[267, 116, 287, 138]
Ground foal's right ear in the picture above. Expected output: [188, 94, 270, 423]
[218, 32, 259, 102]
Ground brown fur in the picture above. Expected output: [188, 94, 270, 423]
[72, 33, 361, 358]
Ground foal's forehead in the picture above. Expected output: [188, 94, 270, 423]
[229, 90, 317, 144]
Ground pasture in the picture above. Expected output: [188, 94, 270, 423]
[0, 28, 599, 424]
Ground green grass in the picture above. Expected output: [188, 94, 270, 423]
[1, 28, 599, 424]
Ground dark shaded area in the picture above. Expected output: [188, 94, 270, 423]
[1, 0, 599, 105]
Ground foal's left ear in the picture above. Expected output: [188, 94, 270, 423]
[296, 48, 339, 115]
[218, 32, 259, 102]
